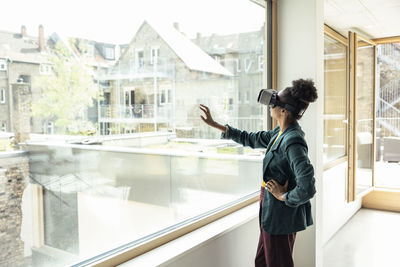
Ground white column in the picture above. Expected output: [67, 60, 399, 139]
[277, 0, 324, 266]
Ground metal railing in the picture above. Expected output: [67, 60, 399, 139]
[100, 104, 172, 120]
[107, 57, 176, 78]
[376, 98, 400, 137]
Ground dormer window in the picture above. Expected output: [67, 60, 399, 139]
[85, 44, 94, 57]
[104, 47, 115, 60]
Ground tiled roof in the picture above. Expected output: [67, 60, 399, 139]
[143, 20, 233, 76]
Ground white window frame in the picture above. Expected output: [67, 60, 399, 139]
[0, 59, 7, 71]
[44, 122, 54, 134]
[135, 49, 144, 69]
[40, 64, 52, 75]
[124, 87, 135, 106]
[85, 44, 95, 57]
[104, 47, 115, 60]
[150, 46, 159, 65]
[244, 58, 252, 73]
[235, 58, 241, 72]
[159, 86, 172, 105]
[258, 55, 264, 72]
[245, 90, 250, 103]
[0, 88, 5, 103]
[1, 122, 6, 132]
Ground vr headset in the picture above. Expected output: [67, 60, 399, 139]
[257, 89, 307, 116]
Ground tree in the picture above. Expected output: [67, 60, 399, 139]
[32, 41, 100, 135]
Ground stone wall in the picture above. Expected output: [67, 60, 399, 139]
[0, 153, 30, 267]
[12, 83, 31, 144]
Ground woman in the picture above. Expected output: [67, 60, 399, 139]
[199, 78, 318, 267]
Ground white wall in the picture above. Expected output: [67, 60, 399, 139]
[322, 163, 361, 244]
[161, 217, 259, 267]
[277, 1, 362, 265]
[277, 0, 324, 266]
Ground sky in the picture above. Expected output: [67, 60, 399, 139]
[0, 0, 265, 44]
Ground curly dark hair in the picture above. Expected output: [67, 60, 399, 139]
[280, 78, 318, 120]
[290, 79, 318, 103]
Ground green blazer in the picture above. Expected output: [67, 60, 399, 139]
[222, 121, 315, 234]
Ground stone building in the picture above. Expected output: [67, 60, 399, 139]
[99, 21, 265, 138]
[0, 25, 51, 134]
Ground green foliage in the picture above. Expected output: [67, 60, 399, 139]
[32, 42, 100, 135]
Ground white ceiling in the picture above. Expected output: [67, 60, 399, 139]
[325, 0, 400, 39]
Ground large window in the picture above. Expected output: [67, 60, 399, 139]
[375, 42, 400, 189]
[0, 0, 266, 266]
[323, 34, 348, 164]
[354, 36, 375, 195]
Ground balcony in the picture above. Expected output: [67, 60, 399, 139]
[98, 58, 176, 81]
[99, 104, 173, 123]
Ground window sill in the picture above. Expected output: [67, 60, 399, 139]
[119, 202, 259, 267]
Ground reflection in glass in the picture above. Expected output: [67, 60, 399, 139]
[28, 143, 262, 265]
[375, 43, 400, 189]
[323, 35, 347, 163]
[0, 0, 265, 266]
[355, 39, 374, 195]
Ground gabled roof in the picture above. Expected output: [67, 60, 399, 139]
[133, 20, 232, 76]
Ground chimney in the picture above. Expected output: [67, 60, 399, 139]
[38, 25, 45, 52]
[173, 22, 180, 32]
[12, 83, 31, 144]
[21, 25, 27, 37]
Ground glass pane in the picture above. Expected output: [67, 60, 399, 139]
[355, 39, 374, 195]
[323, 35, 347, 163]
[375, 43, 400, 189]
[0, 0, 265, 266]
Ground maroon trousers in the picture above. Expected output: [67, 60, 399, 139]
[255, 187, 296, 267]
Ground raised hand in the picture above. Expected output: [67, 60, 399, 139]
[199, 104, 216, 127]
[199, 104, 227, 133]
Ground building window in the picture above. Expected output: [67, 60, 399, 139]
[150, 47, 159, 65]
[228, 98, 234, 110]
[235, 58, 241, 72]
[86, 44, 95, 56]
[124, 87, 135, 106]
[40, 64, 52, 75]
[44, 122, 54, 134]
[258, 55, 264, 71]
[0, 89, 5, 103]
[159, 87, 171, 104]
[244, 58, 252, 72]
[0, 59, 6, 71]
[104, 47, 115, 60]
[245, 90, 250, 103]
[135, 49, 144, 69]
[1, 122, 6, 132]
[214, 55, 224, 66]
